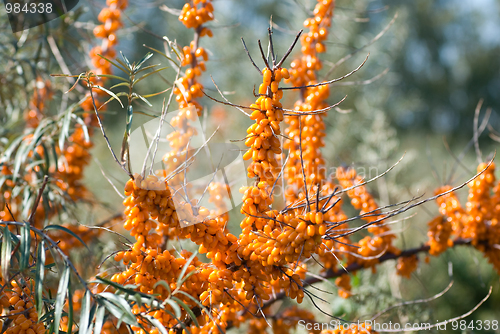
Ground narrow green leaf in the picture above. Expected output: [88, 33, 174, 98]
[176, 270, 197, 288]
[125, 105, 133, 135]
[39, 308, 58, 323]
[21, 185, 33, 219]
[132, 94, 153, 107]
[86, 322, 94, 334]
[99, 297, 137, 326]
[43, 225, 89, 250]
[54, 266, 70, 334]
[134, 52, 154, 70]
[85, 302, 99, 334]
[109, 82, 130, 90]
[96, 54, 129, 74]
[119, 51, 132, 70]
[120, 104, 134, 162]
[51, 142, 59, 171]
[98, 92, 129, 110]
[164, 299, 181, 319]
[153, 280, 171, 295]
[98, 292, 131, 311]
[171, 296, 199, 327]
[12, 139, 28, 182]
[71, 114, 90, 143]
[1, 226, 12, 280]
[40, 142, 51, 174]
[79, 290, 91, 334]
[59, 107, 73, 151]
[140, 88, 171, 99]
[14, 125, 48, 182]
[114, 59, 130, 74]
[143, 45, 180, 67]
[94, 277, 141, 296]
[132, 293, 142, 308]
[144, 315, 170, 334]
[3, 135, 25, 161]
[176, 251, 198, 287]
[19, 221, 31, 271]
[95, 74, 129, 82]
[134, 64, 162, 75]
[133, 67, 168, 86]
[133, 110, 159, 118]
[0, 176, 7, 191]
[175, 290, 207, 321]
[93, 305, 106, 334]
[25, 160, 45, 173]
[67, 280, 74, 334]
[93, 86, 124, 108]
[162, 308, 188, 333]
[35, 240, 46, 317]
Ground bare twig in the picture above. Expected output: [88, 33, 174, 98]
[258, 39, 270, 69]
[28, 175, 49, 225]
[241, 38, 262, 74]
[322, 12, 397, 80]
[370, 280, 454, 321]
[88, 84, 133, 179]
[473, 99, 484, 165]
[277, 30, 303, 68]
[280, 54, 369, 91]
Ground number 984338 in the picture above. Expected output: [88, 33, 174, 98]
[5, 1, 53, 14]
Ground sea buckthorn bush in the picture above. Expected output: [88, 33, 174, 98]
[0, 1, 499, 334]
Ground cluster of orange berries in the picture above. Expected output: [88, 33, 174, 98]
[427, 216, 453, 256]
[273, 307, 318, 334]
[55, 127, 93, 200]
[284, 0, 333, 202]
[1, 78, 52, 225]
[280, 0, 362, 300]
[246, 298, 318, 334]
[463, 162, 496, 242]
[280, 1, 358, 302]
[167, 2, 213, 191]
[115, 173, 243, 331]
[428, 162, 500, 274]
[162, 105, 199, 185]
[114, 248, 211, 324]
[57, 0, 128, 206]
[24, 78, 53, 129]
[0, 164, 18, 223]
[434, 185, 464, 236]
[92, 0, 127, 57]
[47, 223, 100, 254]
[337, 167, 400, 267]
[0, 280, 44, 334]
[242, 67, 287, 176]
[207, 181, 231, 224]
[122, 173, 179, 245]
[238, 66, 299, 303]
[61, 0, 128, 198]
[286, 0, 334, 87]
[84, 0, 128, 117]
[396, 254, 419, 279]
[335, 273, 352, 298]
[179, 0, 214, 34]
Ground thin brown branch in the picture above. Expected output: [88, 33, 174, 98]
[28, 175, 49, 225]
[280, 54, 369, 91]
